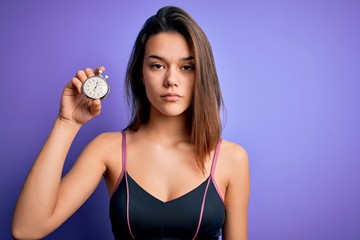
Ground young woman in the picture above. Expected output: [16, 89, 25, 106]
[12, 6, 249, 240]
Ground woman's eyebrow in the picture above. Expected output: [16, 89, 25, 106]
[147, 55, 164, 61]
[182, 56, 195, 61]
[146, 55, 194, 61]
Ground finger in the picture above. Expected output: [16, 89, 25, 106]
[84, 68, 95, 78]
[94, 66, 106, 75]
[76, 70, 88, 83]
[71, 77, 83, 94]
[89, 99, 102, 117]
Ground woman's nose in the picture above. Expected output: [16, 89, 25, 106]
[163, 68, 179, 87]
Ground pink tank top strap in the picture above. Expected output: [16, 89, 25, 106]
[193, 139, 223, 239]
[210, 139, 225, 204]
[121, 131, 136, 239]
[110, 131, 128, 197]
[210, 139, 222, 176]
[121, 130, 127, 171]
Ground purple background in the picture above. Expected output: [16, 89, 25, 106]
[1, 1, 359, 239]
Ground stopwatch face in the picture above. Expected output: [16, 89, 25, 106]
[82, 76, 110, 100]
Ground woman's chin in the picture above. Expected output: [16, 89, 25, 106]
[155, 108, 188, 118]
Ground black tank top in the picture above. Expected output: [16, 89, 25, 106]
[109, 132, 225, 239]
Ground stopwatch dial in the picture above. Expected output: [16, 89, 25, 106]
[83, 76, 109, 100]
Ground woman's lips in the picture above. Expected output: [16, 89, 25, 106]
[161, 93, 182, 101]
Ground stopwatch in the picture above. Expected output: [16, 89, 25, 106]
[82, 70, 110, 100]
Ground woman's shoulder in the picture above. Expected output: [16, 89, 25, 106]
[85, 131, 124, 168]
[86, 131, 123, 155]
[220, 139, 248, 161]
[218, 138, 249, 174]
[92, 131, 123, 144]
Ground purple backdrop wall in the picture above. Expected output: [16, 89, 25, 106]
[1, 1, 359, 239]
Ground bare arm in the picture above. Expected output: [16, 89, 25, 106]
[12, 67, 108, 239]
[222, 144, 250, 240]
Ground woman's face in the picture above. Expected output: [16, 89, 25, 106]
[142, 32, 195, 118]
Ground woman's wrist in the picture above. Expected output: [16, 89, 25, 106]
[54, 116, 82, 132]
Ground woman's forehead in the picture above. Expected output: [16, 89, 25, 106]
[144, 33, 194, 61]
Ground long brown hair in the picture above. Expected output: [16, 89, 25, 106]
[125, 6, 224, 171]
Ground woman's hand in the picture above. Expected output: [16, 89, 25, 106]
[58, 66, 105, 125]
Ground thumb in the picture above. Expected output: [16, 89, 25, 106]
[89, 99, 102, 117]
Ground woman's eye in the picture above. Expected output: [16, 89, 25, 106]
[151, 63, 164, 69]
[182, 65, 194, 71]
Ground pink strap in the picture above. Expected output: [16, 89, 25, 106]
[193, 139, 223, 239]
[210, 139, 222, 176]
[122, 131, 127, 172]
[211, 139, 225, 204]
[122, 131, 136, 239]
[110, 131, 128, 197]
[125, 172, 136, 239]
[192, 177, 211, 240]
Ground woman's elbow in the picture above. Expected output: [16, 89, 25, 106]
[11, 221, 48, 240]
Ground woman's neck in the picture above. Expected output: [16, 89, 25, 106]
[138, 108, 190, 146]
